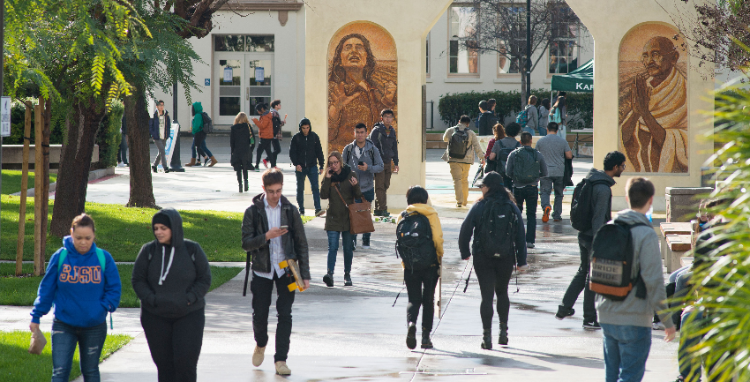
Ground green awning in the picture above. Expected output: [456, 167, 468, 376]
[550, 59, 593, 93]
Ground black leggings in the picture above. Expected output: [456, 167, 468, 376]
[236, 169, 248, 185]
[404, 266, 439, 331]
[474, 257, 515, 329]
[141, 308, 205, 382]
[256, 139, 275, 167]
[265, 138, 281, 163]
[194, 131, 208, 158]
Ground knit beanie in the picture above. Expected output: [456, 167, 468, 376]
[152, 213, 171, 229]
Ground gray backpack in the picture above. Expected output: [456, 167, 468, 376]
[512, 147, 541, 184]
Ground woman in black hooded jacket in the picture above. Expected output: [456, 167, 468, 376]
[230, 112, 256, 192]
[132, 208, 212, 382]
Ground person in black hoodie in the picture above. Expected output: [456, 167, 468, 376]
[242, 168, 310, 376]
[230, 112, 255, 193]
[289, 118, 325, 217]
[369, 109, 399, 217]
[132, 208, 212, 382]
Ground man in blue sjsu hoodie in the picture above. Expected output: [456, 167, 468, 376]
[30, 214, 121, 382]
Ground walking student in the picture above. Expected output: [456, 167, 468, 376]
[557, 151, 626, 329]
[484, 123, 506, 174]
[253, 103, 276, 170]
[442, 115, 484, 208]
[289, 118, 325, 217]
[489, 122, 522, 190]
[230, 112, 254, 193]
[132, 208, 212, 382]
[264, 99, 287, 168]
[477, 100, 498, 136]
[396, 186, 444, 350]
[535, 122, 573, 223]
[342, 123, 384, 249]
[117, 114, 128, 167]
[517, 95, 539, 136]
[459, 172, 527, 349]
[370, 108, 399, 217]
[506, 132, 548, 248]
[30, 213, 121, 382]
[241, 168, 310, 375]
[538, 98, 550, 136]
[149, 100, 171, 173]
[320, 151, 362, 287]
[596, 177, 675, 381]
[191, 102, 217, 167]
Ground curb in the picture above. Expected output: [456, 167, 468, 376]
[10, 167, 115, 197]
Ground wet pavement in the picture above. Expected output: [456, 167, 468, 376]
[3, 141, 680, 381]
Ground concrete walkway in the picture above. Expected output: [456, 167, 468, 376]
[2, 139, 680, 381]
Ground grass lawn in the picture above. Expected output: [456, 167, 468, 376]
[0, 263, 244, 307]
[1, 195, 314, 262]
[1, 170, 58, 195]
[0, 330, 131, 382]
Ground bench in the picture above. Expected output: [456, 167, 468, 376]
[664, 235, 692, 273]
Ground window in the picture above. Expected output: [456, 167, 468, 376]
[496, 6, 524, 76]
[449, 6, 478, 75]
[548, 12, 579, 74]
[217, 59, 242, 116]
[214, 35, 275, 52]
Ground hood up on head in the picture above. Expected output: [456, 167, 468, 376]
[152, 208, 185, 248]
[299, 118, 312, 133]
[192, 102, 203, 115]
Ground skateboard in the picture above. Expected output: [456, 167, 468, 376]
[373, 216, 396, 223]
[279, 259, 307, 292]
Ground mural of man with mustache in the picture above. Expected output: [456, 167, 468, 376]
[620, 36, 688, 173]
[328, 33, 397, 154]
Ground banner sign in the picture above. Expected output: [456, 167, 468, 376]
[164, 122, 180, 167]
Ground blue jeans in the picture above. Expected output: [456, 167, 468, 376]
[601, 323, 652, 382]
[537, 125, 547, 136]
[191, 133, 213, 158]
[51, 320, 107, 382]
[513, 185, 538, 244]
[354, 188, 375, 243]
[296, 167, 321, 213]
[540, 176, 565, 220]
[327, 230, 354, 273]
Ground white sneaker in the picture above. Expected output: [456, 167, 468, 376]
[252, 345, 265, 367]
[117, 163, 126, 168]
[275, 361, 291, 375]
[652, 322, 666, 331]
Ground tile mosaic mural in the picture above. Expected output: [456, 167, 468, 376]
[619, 23, 689, 173]
[328, 22, 398, 154]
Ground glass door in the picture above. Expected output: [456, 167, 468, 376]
[215, 55, 243, 125]
[246, 54, 273, 116]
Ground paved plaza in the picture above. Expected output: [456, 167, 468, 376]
[1, 136, 680, 381]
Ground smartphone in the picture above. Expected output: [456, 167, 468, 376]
[358, 161, 364, 166]
[328, 170, 334, 175]
[280, 225, 288, 230]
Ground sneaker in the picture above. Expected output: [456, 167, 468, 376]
[151, 165, 157, 173]
[527, 242, 535, 249]
[381, 210, 391, 218]
[555, 305, 575, 320]
[652, 321, 666, 331]
[255, 167, 260, 172]
[542, 206, 551, 223]
[117, 163, 126, 168]
[344, 273, 353, 286]
[323, 272, 334, 287]
[252, 345, 265, 367]
[299, 209, 305, 216]
[315, 209, 325, 217]
[262, 159, 269, 169]
[362, 237, 371, 249]
[456, 203, 462, 208]
[274, 361, 291, 376]
[583, 321, 602, 331]
[373, 209, 382, 217]
[406, 323, 417, 350]
[553, 218, 563, 222]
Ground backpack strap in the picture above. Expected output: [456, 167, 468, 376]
[59, 248, 107, 273]
[58, 249, 68, 272]
[96, 248, 106, 272]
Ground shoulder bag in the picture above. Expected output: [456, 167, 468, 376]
[333, 182, 375, 235]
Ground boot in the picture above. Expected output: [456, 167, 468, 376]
[236, 171, 243, 193]
[406, 322, 417, 350]
[344, 273, 353, 286]
[244, 177, 249, 192]
[481, 328, 492, 350]
[421, 327, 433, 349]
[209, 156, 218, 167]
[185, 158, 197, 167]
[151, 165, 158, 173]
[323, 270, 334, 287]
[499, 322, 508, 346]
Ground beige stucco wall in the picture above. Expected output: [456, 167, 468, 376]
[565, 0, 714, 211]
[304, 0, 452, 209]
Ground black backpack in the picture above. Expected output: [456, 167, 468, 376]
[474, 199, 518, 259]
[396, 212, 437, 270]
[511, 147, 541, 184]
[570, 179, 609, 232]
[494, 139, 520, 175]
[272, 114, 282, 136]
[589, 222, 648, 301]
[201, 112, 214, 134]
[448, 128, 470, 159]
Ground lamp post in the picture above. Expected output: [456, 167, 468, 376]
[525, 0, 531, 102]
[169, 82, 185, 172]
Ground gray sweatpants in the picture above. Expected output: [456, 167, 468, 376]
[540, 176, 565, 220]
[153, 139, 168, 169]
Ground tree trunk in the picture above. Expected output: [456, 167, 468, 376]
[50, 98, 106, 237]
[126, 90, 157, 208]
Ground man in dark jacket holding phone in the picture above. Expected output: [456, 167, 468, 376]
[241, 168, 310, 376]
[289, 118, 325, 217]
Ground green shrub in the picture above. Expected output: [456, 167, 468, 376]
[95, 100, 124, 169]
[5, 99, 66, 145]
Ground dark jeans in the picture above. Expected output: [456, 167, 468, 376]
[193, 131, 212, 158]
[502, 174, 513, 191]
[296, 166, 321, 212]
[354, 188, 375, 243]
[265, 138, 281, 164]
[117, 134, 128, 164]
[327, 230, 354, 273]
[561, 234, 597, 322]
[513, 185, 538, 244]
[474, 256, 515, 328]
[141, 308, 205, 382]
[404, 266, 439, 331]
[601, 323, 651, 382]
[51, 320, 107, 382]
[256, 138, 275, 167]
[251, 272, 295, 362]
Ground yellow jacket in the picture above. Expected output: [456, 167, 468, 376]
[397, 204, 444, 261]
